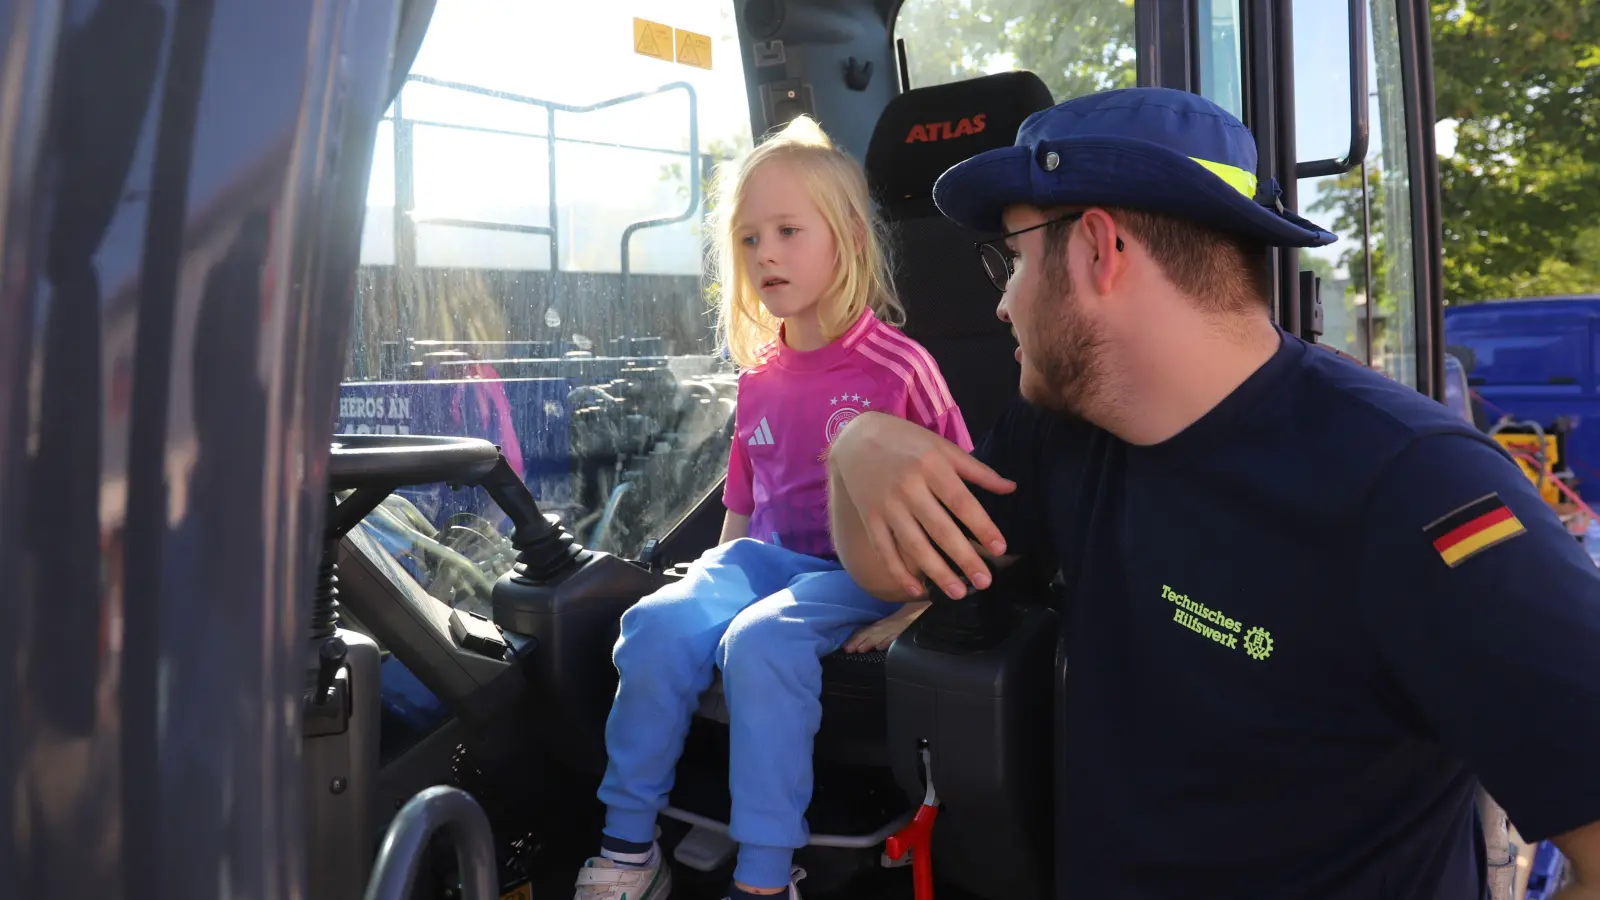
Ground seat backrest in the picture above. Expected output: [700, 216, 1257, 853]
[865, 72, 1055, 439]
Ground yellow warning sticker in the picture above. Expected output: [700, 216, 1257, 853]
[633, 17, 674, 62]
[499, 883, 532, 900]
[674, 28, 713, 70]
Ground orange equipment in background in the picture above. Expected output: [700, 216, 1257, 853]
[1488, 417, 1583, 521]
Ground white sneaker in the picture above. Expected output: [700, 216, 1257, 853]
[573, 845, 672, 900]
[722, 865, 807, 900]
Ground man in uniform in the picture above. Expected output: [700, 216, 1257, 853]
[826, 87, 1600, 898]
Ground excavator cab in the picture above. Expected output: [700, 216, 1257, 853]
[0, 0, 1447, 898]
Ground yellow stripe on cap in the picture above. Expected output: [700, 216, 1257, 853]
[1189, 157, 1258, 198]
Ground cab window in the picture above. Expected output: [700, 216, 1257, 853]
[894, 0, 1137, 100]
[343, 0, 753, 570]
[1294, 0, 1421, 387]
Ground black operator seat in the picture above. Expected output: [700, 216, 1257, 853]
[866, 70, 1055, 439]
[847, 74, 1065, 900]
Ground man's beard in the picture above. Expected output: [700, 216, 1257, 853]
[1020, 257, 1110, 420]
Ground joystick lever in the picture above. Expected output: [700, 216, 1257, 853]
[915, 536, 1007, 652]
[314, 635, 347, 706]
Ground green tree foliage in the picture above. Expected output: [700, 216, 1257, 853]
[1303, 253, 1335, 284]
[1396, 1, 1597, 303]
[895, 0, 1137, 101]
[1429, 1, 1600, 301]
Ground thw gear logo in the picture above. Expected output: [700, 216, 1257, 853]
[1242, 627, 1274, 661]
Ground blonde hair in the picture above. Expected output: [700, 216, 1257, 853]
[707, 115, 903, 369]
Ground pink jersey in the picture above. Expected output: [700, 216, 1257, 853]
[723, 308, 973, 558]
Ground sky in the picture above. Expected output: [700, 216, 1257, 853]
[361, 0, 1451, 279]
[1292, 0, 1376, 275]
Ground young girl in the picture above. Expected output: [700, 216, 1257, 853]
[574, 116, 970, 900]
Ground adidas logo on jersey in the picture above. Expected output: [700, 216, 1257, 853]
[748, 417, 776, 446]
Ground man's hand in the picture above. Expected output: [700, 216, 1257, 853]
[841, 601, 930, 654]
[829, 412, 1016, 600]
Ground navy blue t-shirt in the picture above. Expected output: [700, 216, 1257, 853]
[972, 332, 1600, 899]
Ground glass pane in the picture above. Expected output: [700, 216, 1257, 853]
[1291, 0, 1353, 164]
[1296, 0, 1367, 359]
[1365, 0, 1416, 386]
[1198, 0, 1244, 119]
[1202, 1, 1358, 166]
[343, 0, 752, 575]
[361, 120, 396, 266]
[1299, 0, 1416, 387]
[1297, 177, 1360, 351]
[894, 0, 1137, 101]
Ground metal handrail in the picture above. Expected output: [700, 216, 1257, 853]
[1295, 0, 1370, 178]
[362, 785, 498, 900]
[392, 74, 703, 279]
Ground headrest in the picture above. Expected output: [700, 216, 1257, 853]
[866, 71, 1054, 218]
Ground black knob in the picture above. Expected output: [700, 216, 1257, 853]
[916, 539, 1007, 652]
[314, 635, 348, 706]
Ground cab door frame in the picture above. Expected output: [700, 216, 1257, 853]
[1392, 0, 1446, 401]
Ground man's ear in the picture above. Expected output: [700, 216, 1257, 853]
[1080, 208, 1126, 295]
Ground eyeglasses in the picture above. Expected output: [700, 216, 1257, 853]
[975, 210, 1123, 293]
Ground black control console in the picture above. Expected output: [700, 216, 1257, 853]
[883, 556, 1059, 899]
[490, 520, 670, 775]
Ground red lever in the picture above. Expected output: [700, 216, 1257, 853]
[886, 802, 938, 900]
[885, 747, 939, 900]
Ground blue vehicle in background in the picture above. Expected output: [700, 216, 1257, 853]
[1444, 295, 1600, 501]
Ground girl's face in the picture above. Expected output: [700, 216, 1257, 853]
[736, 159, 840, 322]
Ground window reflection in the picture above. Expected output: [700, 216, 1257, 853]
[343, 0, 753, 567]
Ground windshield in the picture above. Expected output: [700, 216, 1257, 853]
[341, 0, 753, 566]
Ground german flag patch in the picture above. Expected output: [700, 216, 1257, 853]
[1423, 492, 1526, 568]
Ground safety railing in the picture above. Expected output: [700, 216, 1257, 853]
[363, 785, 498, 900]
[386, 74, 703, 277]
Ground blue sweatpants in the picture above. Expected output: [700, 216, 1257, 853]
[597, 538, 898, 889]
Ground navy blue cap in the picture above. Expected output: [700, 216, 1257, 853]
[931, 87, 1336, 248]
